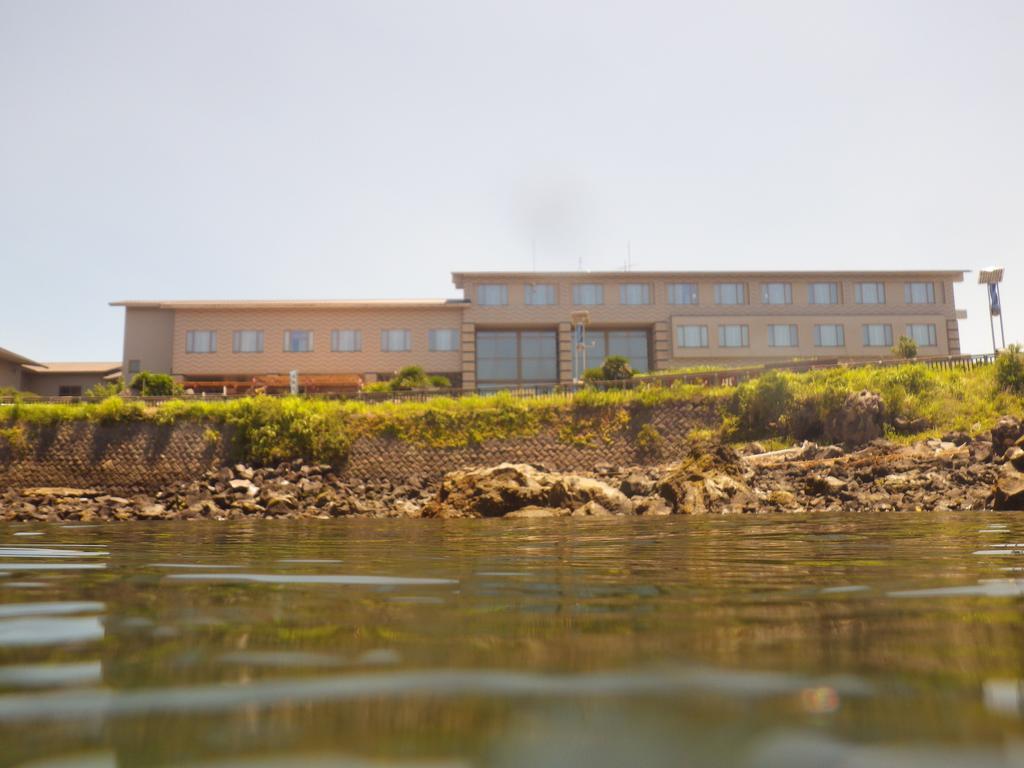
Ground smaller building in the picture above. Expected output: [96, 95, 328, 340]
[0, 347, 121, 396]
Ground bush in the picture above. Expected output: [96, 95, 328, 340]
[582, 356, 635, 383]
[731, 371, 793, 436]
[86, 379, 122, 399]
[130, 372, 180, 397]
[996, 344, 1024, 394]
[364, 366, 452, 393]
[893, 336, 918, 359]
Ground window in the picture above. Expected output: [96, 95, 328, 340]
[233, 330, 264, 353]
[667, 283, 699, 305]
[429, 329, 460, 351]
[714, 283, 746, 305]
[676, 325, 709, 348]
[904, 282, 935, 304]
[809, 282, 839, 305]
[573, 283, 604, 305]
[855, 282, 886, 304]
[186, 330, 216, 354]
[476, 330, 557, 383]
[814, 324, 845, 347]
[607, 330, 649, 372]
[619, 283, 651, 305]
[284, 330, 313, 352]
[718, 324, 749, 347]
[331, 330, 362, 352]
[761, 283, 792, 305]
[862, 324, 893, 347]
[476, 284, 508, 306]
[906, 323, 937, 347]
[767, 324, 799, 347]
[128, 359, 141, 374]
[58, 385, 82, 397]
[381, 329, 411, 352]
[520, 331, 558, 380]
[524, 283, 556, 305]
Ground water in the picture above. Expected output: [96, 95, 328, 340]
[1, 514, 1024, 766]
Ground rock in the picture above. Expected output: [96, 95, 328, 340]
[425, 463, 631, 518]
[1004, 446, 1024, 472]
[992, 416, 1024, 459]
[228, 479, 258, 497]
[894, 416, 932, 435]
[233, 464, 255, 480]
[824, 390, 885, 447]
[941, 431, 971, 446]
[619, 473, 655, 497]
[993, 464, 1024, 510]
[505, 506, 568, 519]
[138, 503, 167, 519]
[634, 496, 673, 516]
[20, 487, 100, 499]
[806, 475, 847, 495]
[571, 500, 614, 517]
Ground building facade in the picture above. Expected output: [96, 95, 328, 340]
[113, 269, 966, 392]
[0, 347, 121, 396]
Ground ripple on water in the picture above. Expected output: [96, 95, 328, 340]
[0, 602, 104, 619]
[0, 661, 102, 689]
[0, 564, 105, 572]
[11, 532, 44, 537]
[0, 548, 107, 559]
[165, 573, 457, 586]
[0, 666, 872, 722]
[889, 580, 1024, 598]
[0, 617, 104, 647]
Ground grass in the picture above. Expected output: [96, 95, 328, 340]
[1, 362, 1020, 465]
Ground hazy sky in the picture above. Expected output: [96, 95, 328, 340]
[1, 0, 1021, 361]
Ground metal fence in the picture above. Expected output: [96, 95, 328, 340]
[0, 353, 999, 406]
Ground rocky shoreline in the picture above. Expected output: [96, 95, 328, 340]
[2, 415, 1022, 522]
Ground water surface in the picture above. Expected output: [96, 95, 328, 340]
[2, 513, 1024, 766]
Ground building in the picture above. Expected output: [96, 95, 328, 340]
[112, 269, 967, 393]
[0, 347, 121, 396]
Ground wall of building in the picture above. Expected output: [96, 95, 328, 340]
[170, 306, 464, 378]
[122, 307, 175, 378]
[456, 272, 963, 375]
[19, 372, 113, 397]
[0, 362, 25, 391]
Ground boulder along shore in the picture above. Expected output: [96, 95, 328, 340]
[2, 415, 1023, 522]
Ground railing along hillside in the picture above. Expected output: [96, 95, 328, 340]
[0, 353, 998, 406]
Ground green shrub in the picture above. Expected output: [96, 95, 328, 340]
[996, 344, 1024, 395]
[364, 367, 452, 393]
[731, 371, 793, 436]
[130, 372, 180, 397]
[893, 336, 918, 359]
[86, 379, 122, 399]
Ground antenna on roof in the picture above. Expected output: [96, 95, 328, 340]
[532, 238, 537, 272]
[622, 240, 635, 272]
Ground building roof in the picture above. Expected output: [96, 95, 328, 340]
[0, 346, 43, 368]
[109, 299, 467, 310]
[23, 362, 122, 375]
[450, 269, 969, 288]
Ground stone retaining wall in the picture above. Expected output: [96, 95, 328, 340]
[0, 401, 719, 493]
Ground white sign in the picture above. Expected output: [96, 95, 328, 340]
[289, 370, 299, 395]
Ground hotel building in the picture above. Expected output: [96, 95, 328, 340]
[113, 269, 966, 392]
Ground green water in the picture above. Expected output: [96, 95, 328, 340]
[2, 514, 1024, 767]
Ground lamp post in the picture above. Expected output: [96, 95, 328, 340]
[978, 267, 1006, 354]
[571, 310, 591, 384]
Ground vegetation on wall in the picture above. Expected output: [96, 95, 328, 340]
[362, 366, 452, 393]
[1, 361, 1021, 465]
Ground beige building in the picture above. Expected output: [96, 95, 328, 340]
[113, 269, 966, 392]
[0, 347, 121, 396]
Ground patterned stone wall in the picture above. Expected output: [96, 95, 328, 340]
[0, 400, 719, 493]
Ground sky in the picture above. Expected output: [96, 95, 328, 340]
[1, 0, 1021, 361]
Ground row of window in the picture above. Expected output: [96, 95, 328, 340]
[476, 281, 938, 307]
[185, 329, 461, 354]
[676, 323, 939, 349]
